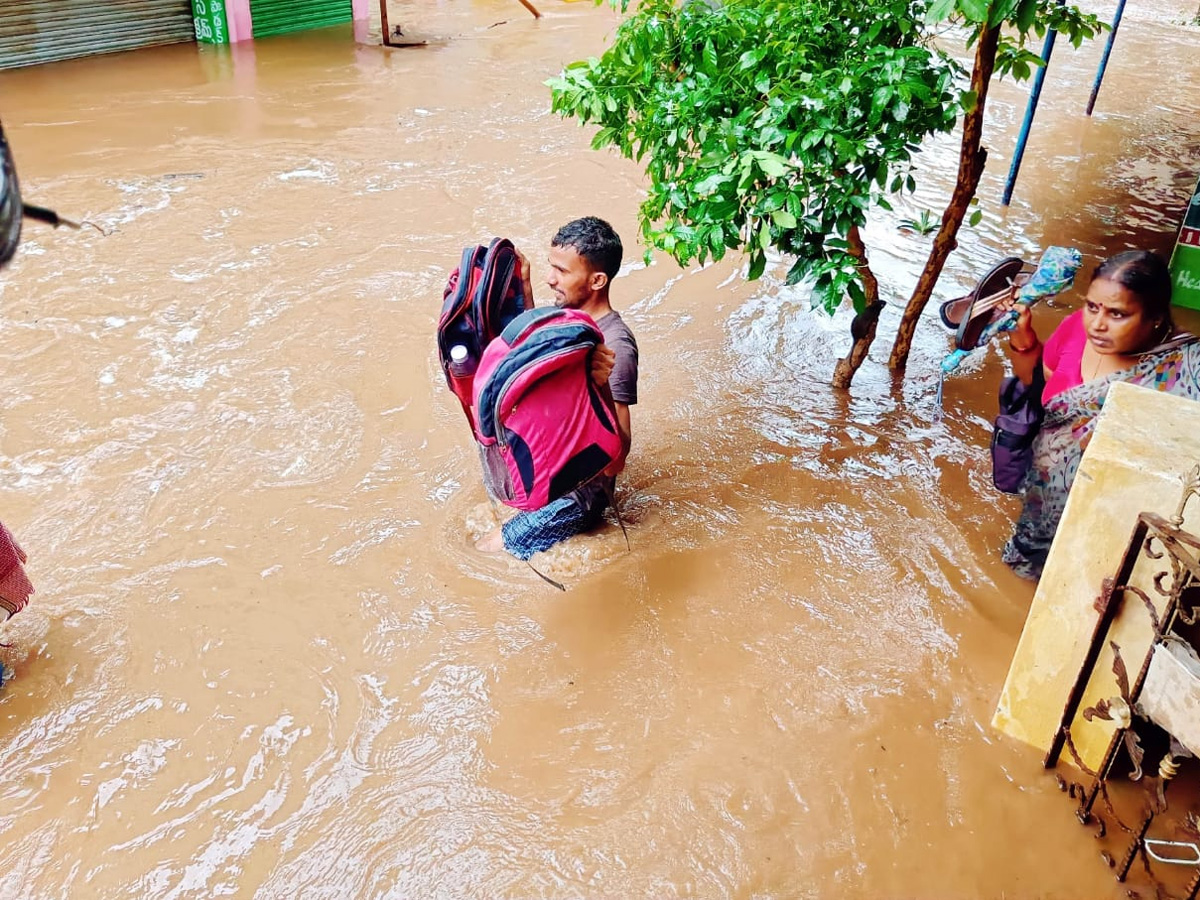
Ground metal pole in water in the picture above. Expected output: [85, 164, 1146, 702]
[379, 0, 392, 45]
[1086, 0, 1128, 116]
[1001, 1, 1065, 207]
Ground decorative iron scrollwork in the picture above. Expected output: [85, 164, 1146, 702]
[1050, 465, 1200, 897]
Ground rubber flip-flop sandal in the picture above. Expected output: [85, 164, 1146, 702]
[939, 256, 1026, 331]
[941, 278, 1027, 332]
[939, 292, 972, 330]
[953, 256, 1030, 351]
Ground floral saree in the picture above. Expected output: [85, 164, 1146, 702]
[1003, 337, 1200, 580]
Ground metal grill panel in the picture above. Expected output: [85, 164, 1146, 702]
[0, 0, 195, 71]
[250, 0, 351, 39]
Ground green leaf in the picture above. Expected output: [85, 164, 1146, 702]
[771, 209, 798, 229]
[755, 152, 790, 179]
[694, 172, 731, 195]
[810, 279, 837, 315]
[960, 89, 978, 114]
[591, 127, 617, 150]
[988, 0, 1020, 27]
[785, 257, 808, 286]
[926, 0, 956, 22]
[800, 129, 824, 151]
[968, 209, 983, 227]
[1015, 0, 1037, 32]
[846, 278, 867, 313]
[737, 48, 762, 70]
[958, 0, 989, 23]
[747, 250, 766, 281]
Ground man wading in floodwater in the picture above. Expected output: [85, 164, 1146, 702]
[476, 216, 639, 559]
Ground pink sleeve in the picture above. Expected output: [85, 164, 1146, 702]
[1042, 310, 1079, 371]
[1041, 310, 1087, 403]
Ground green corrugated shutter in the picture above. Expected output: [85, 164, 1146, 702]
[250, 0, 351, 38]
[0, 0, 196, 70]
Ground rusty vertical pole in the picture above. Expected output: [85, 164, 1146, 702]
[379, 0, 392, 46]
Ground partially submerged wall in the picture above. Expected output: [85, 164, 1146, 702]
[993, 381, 1200, 770]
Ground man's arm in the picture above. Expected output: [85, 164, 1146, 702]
[591, 344, 615, 385]
[590, 345, 630, 475]
[604, 399, 631, 477]
[615, 400, 631, 460]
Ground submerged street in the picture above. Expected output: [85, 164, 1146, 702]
[1, 1, 1200, 896]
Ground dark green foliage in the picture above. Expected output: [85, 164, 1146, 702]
[549, 0, 960, 313]
[549, 0, 1101, 323]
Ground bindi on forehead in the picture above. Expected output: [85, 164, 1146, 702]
[1088, 279, 1142, 314]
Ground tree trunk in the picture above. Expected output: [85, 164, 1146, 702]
[831, 225, 882, 389]
[887, 23, 1002, 372]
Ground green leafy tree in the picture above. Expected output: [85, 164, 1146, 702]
[549, 0, 1101, 387]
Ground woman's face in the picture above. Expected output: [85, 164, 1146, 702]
[1082, 277, 1162, 356]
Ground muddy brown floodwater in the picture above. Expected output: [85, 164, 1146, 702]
[1, 1, 1199, 897]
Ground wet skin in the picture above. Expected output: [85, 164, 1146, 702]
[547, 244, 610, 321]
[1081, 277, 1161, 356]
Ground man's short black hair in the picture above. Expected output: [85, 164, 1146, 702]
[551, 216, 623, 281]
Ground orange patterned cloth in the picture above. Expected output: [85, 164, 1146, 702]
[0, 521, 33, 618]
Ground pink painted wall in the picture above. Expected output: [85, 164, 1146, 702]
[224, 0, 253, 43]
[352, 0, 370, 41]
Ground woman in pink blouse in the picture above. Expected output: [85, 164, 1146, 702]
[1002, 250, 1200, 579]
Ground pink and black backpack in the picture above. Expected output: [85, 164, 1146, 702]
[437, 238, 529, 430]
[471, 307, 622, 512]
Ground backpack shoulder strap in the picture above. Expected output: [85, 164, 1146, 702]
[475, 238, 519, 343]
[440, 244, 484, 325]
[499, 306, 563, 344]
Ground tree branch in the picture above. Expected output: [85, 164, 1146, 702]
[887, 22, 1002, 372]
[832, 224, 884, 388]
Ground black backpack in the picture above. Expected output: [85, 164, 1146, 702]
[436, 237, 528, 431]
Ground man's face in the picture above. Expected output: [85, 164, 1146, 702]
[546, 244, 602, 309]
